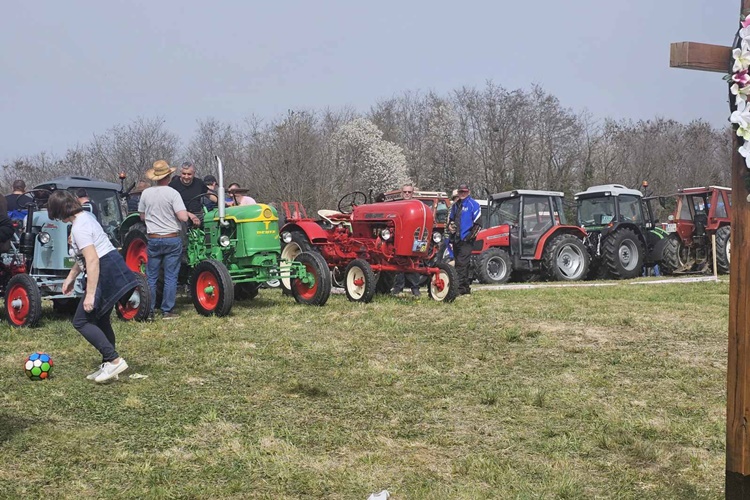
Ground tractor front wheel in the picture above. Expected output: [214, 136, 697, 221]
[191, 260, 234, 317]
[428, 262, 459, 302]
[291, 251, 332, 306]
[715, 225, 731, 274]
[5, 274, 42, 327]
[281, 231, 314, 292]
[603, 228, 644, 279]
[543, 234, 590, 281]
[116, 272, 152, 322]
[122, 224, 148, 273]
[476, 248, 512, 284]
[344, 259, 376, 303]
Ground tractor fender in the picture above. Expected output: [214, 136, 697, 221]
[119, 213, 144, 243]
[533, 225, 587, 260]
[281, 221, 330, 244]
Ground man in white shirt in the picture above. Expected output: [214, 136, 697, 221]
[138, 160, 199, 319]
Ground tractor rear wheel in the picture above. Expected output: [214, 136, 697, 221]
[428, 262, 459, 303]
[661, 236, 692, 274]
[235, 283, 260, 301]
[281, 231, 314, 292]
[543, 234, 589, 281]
[291, 251, 331, 306]
[603, 228, 644, 279]
[715, 225, 731, 274]
[115, 272, 152, 322]
[475, 248, 512, 284]
[344, 259, 376, 303]
[5, 274, 42, 327]
[191, 259, 234, 317]
[122, 223, 148, 273]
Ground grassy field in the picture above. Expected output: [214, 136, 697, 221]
[0, 279, 729, 499]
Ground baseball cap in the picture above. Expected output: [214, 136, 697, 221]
[457, 183, 470, 192]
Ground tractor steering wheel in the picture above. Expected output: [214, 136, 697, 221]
[337, 191, 368, 214]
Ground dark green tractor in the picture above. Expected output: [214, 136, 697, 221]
[575, 184, 669, 279]
[121, 156, 330, 316]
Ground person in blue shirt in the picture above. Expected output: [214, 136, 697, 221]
[448, 183, 482, 295]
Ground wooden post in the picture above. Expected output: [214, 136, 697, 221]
[670, 1, 750, 497]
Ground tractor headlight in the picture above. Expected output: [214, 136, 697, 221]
[380, 228, 392, 241]
[219, 235, 231, 247]
[281, 231, 292, 244]
[432, 231, 442, 244]
[38, 232, 51, 245]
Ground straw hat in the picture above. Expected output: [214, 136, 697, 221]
[146, 160, 176, 181]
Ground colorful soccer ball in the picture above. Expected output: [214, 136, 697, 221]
[24, 352, 53, 380]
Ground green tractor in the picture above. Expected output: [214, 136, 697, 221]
[120, 156, 331, 316]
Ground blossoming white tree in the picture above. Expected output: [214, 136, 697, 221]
[329, 118, 408, 193]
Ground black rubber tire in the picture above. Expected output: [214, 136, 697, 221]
[281, 231, 315, 292]
[234, 283, 260, 301]
[344, 259, 377, 303]
[586, 261, 610, 280]
[115, 272, 152, 322]
[661, 236, 690, 274]
[191, 259, 234, 317]
[603, 228, 645, 279]
[715, 225, 731, 274]
[375, 271, 396, 294]
[291, 251, 332, 306]
[5, 273, 42, 327]
[428, 262, 459, 303]
[122, 223, 148, 273]
[543, 234, 590, 281]
[475, 248, 512, 284]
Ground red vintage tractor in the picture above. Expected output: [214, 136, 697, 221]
[660, 186, 731, 274]
[471, 190, 590, 283]
[280, 191, 459, 303]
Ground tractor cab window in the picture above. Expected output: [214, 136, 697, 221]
[689, 195, 707, 215]
[552, 197, 567, 225]
[678, 195, 692, 220]
[577, 197, 615, 226]
[618, 195, 643, 224]
[86, 188, 124, 245]
[522, 196, 553, 234]
[434, 200, 449, 224]
[493, 197, 520, 225]
[716, 195, 728, 218]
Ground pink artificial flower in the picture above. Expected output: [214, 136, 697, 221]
[734, 70, 750, 87]
[742, 14, 750, 28]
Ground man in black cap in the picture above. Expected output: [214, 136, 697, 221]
[448, 183, 482, 295]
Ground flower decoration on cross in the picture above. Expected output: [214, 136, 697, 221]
[730, 14, 750, 168]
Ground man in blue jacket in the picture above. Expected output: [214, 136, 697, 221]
[448, 183, 481, 295]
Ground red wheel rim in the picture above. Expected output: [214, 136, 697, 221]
[7, 283, 30, 325]
[126, 239, 147, 273]
[294, 262, 318, 300]
[117, 289, 140, 320]
[196, 271, 219, 310]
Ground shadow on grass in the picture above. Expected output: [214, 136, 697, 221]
[0, 411, 33, 444]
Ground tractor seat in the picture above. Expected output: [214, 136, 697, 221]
[318, 209, 350, 226]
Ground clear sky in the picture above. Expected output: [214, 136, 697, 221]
[0, 0, 737, 162]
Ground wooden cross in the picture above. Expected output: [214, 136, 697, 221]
[671, 1, 750, 497]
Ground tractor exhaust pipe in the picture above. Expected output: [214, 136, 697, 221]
[215, 155, 227, 226]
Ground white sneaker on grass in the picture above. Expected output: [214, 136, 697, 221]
[86, 364, 119, 381]
[94, 359, 129, 383]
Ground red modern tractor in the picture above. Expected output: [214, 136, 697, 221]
[280, 191, 459, 302]
[660, 186, 731, 274]
[471, 190, 590, 283]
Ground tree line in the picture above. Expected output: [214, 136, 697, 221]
[0, 82, 732, 213]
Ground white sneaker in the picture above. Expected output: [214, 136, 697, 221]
[86, 364, 118, 381]
[94, 359, 129, 383]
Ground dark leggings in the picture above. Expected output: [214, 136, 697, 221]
[73, 300, 118, 363]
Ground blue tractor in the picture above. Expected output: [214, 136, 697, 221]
[3, 177, 151, 327]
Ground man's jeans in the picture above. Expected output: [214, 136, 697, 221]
[146, 237, 182, 314]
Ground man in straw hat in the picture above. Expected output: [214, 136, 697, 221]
[138, 160, 200, 319]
